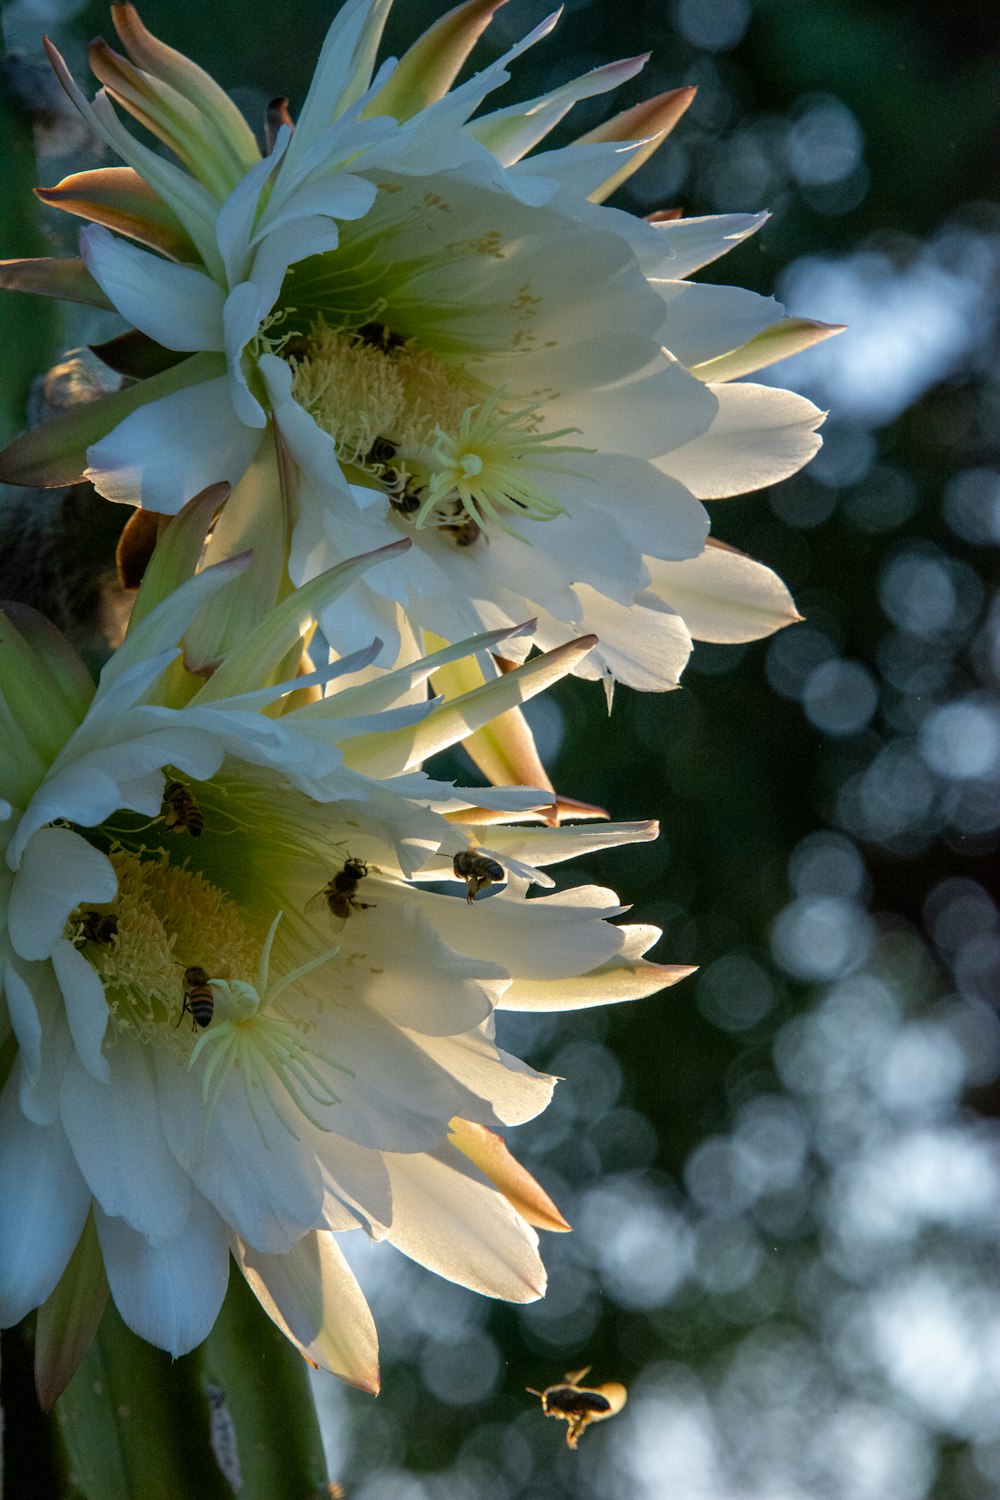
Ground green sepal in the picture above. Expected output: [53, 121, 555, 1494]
[0, 351, 226, 489]
[200, 1267, 329, 1500]
[89, 330, 188, 380]
[194, 538, 411, 705]
[0, 256, 114, 311]
[428, 646, 555, 797]
[573, 86, 697, 203]
[344, 634, 597, 777]
[0, 80, 63, 442]
[366, 0, 507, 121]
[689, 318, 847, 383]
[34, 1213, 110, 1412]
[53, 1302, 233, 1500]
[36, 166, 199, 261]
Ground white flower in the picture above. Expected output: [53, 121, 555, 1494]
[0, 0, 835, 693]
[0, 508, 687, 1397]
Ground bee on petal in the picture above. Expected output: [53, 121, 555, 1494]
[306, 856, 375, 929]
[527, 1367, 627, 1449]
[453, 849, 505, 905]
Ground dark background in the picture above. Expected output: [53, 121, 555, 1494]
[2, 0, 998, 1495]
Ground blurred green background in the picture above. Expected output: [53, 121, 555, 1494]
[1, 0, 998, 1495]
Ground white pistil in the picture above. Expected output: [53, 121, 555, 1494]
[189, 912, 352, 1141]
[413, 389, 587, 540]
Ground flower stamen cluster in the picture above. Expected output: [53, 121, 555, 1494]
[291, 327, 586, 542]
[79, 847, 262, 1054]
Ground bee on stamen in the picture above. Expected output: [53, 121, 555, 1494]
[178, 966, 217, 1029]
[72, 910, 118, 947]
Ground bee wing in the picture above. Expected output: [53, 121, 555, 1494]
[304, 887, 330, 916]
[588, 1383, 628, 1419]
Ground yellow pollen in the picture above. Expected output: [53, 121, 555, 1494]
[81, 848, 262, 1051]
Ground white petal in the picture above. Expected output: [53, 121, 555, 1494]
[560, 582, 693, 691]
[0, 1065, 91, 1324]
[656, 381, 825, 498]
[155, 1051, 325, 1254]
[283, 0, 393, 173]
[384, 1143, 545, 1301]
[223, 282, 269, 427]
[314, 1135, 392, 1237]
[51, 940, 111, 1083]
[60, 1040, 192, 1242]
[424, 881, 625, 980]
[95, 1194, 229, 1356]
[546, 451, 708, 567]
[252, 173, 375, 245]
[404, 1024, 555, 1128]
[8, 826, 116, 958]
[296, 1005, 500, 1152]
[334, 889, 500, 1034]
[234, 1231, 379, 1388]
[654, 281, 783, 368]
[4, 957, 71, 1125]
[80, 225, 225, 351]
[646, 545, 801, 643]
[249, 217, 342, 311]
[642, 212, 769, 280]
[545, 344, 718, 459]
[215, 128, 291, 284]
[471, 820, 660, 870]
[85, 379, 264, 511]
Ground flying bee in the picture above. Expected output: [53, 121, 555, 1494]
[453, 849, 505, 905]
[162, 779, 204, 837]
[177, 966, 217, 1029]
[306, 857, 375, 928]
[527, 1368, 628, 1449]
[72, 910, 118, 947]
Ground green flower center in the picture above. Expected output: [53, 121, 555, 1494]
[288, 325, 587, 543]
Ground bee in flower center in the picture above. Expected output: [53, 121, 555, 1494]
[71, 909, 119, 947]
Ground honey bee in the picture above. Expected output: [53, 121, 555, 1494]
[356, 321, 406, 352]
[306, 857, 375, 927]
[72, 910, 118, 947]
[527, 1368, 628, 1449]
[177, 966, 216, 1029]
[162, 779, 204, 837]
[441, 515, 481, 547]
[452, 849, 505, 904]
[389, 486, 422, 517]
